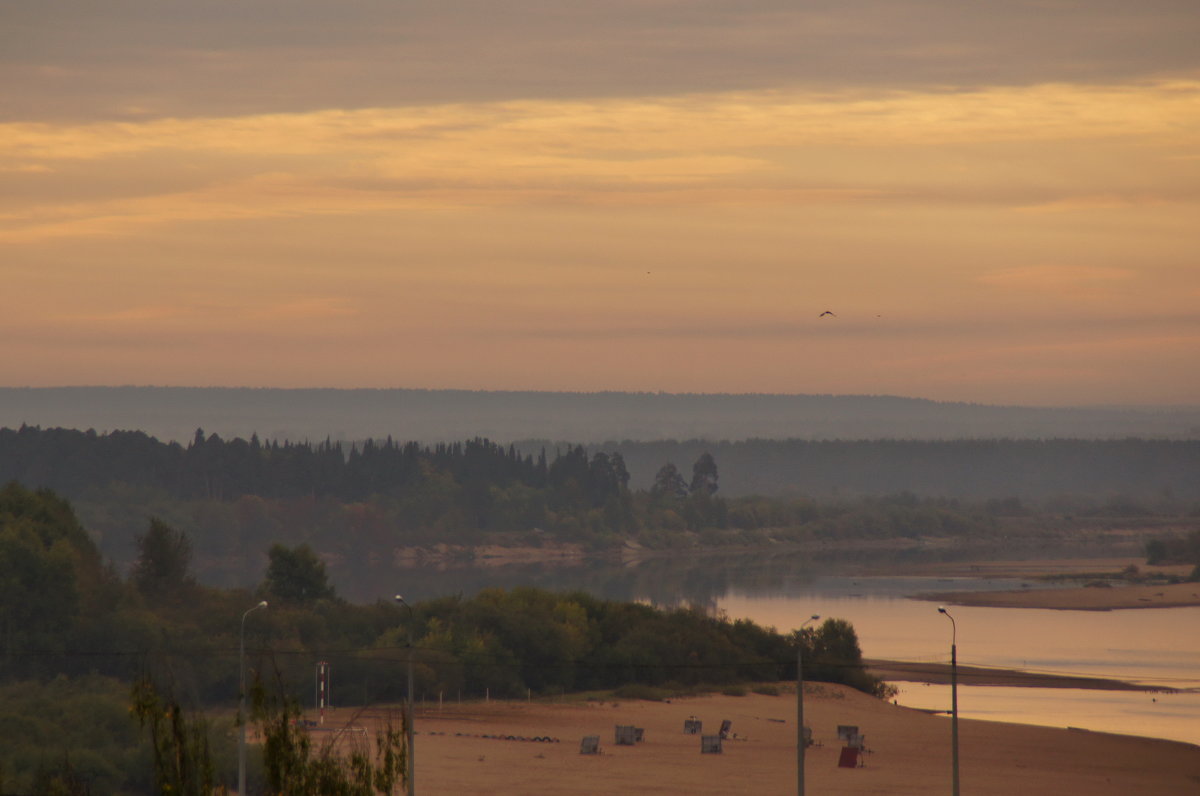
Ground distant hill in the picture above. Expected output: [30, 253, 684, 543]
[1, 386, 1198, 444]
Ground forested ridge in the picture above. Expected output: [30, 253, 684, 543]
[5, 425, 1197, 504]
[2, 425, 1196, 589]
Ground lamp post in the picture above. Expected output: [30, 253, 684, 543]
[395, 595, 415, 796]
[239, 600, 267, 796]
[797, 614, 820, 796]
[938, 606, 960, 796]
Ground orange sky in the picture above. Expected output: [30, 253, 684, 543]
[3, 2, 1199, 405]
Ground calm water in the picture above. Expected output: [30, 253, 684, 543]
[344, 548, 1200, 745]
[719, 581, 1200, 745]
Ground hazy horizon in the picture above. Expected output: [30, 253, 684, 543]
[4, 386, 1198, 446]
[5, 382, 1200, 409]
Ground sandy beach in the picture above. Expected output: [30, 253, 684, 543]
[311, 684, 1200, 796]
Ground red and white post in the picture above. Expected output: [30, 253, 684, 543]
[316, 661, 330, 725]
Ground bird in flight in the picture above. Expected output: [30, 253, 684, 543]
[819, 310, 836, 317]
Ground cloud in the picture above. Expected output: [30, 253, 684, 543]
[4, 6, 1198, 403]
[2, 79, 1197, 243]
[5, 1, 1199, 122]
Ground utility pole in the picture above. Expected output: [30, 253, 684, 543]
[939, 607, 960, 796]
[797, 614, 820, 796]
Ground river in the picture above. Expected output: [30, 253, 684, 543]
[338, 547, 1200, 745]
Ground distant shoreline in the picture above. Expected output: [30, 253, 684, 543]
[917, 581, 1200, 611]
[903, 558, 1200, 611]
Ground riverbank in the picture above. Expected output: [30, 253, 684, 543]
[318, 686, 1200, 795]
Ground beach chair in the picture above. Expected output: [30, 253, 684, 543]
[701, 734, 723, 754]
[837, 745, 862, 768]
[580, 735, 600, 755]
[718, 719, 732, 739]
[615, 724, 637, 745]
[684, 717, 702, 735]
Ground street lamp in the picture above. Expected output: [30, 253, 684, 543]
[938, 606, 960, 796]
[797, 614, 820, 796]
[395, 595, 415, 796]
[239, 600, 268, 796]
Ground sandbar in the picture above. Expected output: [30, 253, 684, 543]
[922, 580, 1200, 611]
[864, 659, 1160, 690]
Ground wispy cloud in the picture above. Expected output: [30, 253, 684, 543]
[2, 81, 1197, 243]
[6, 1, 1199, 121]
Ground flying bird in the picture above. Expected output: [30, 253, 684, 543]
[819, 310, 836, 317]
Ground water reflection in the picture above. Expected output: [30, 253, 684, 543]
[892, 683, 1200, 746]
[333, 545, 1199, 746]
[333, 541, 1081, 606]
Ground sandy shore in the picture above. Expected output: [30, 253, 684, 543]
[312, 686, 1200, 795]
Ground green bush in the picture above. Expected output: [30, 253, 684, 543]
[611, 684, 670, 701]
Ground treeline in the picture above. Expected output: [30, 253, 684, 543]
[9, 426, 1200, 507]
[6, 425, 1188, 588]
[0, 482, 882, 793]
[605, 438, 1200, 501]
[1144, 529, 1200, 580]
[0, 425, 622, 505]
[2, 425, 649, 553]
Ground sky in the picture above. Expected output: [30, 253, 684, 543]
[2, 0, 1199, 406]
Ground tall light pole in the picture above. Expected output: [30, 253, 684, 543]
[239, 600, 268, 796]
[395, 595, 415, 796]
[938, 606, 960, 796]
[797, 614, 820, 796]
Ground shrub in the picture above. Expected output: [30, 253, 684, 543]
[611, 684, 670, 701]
